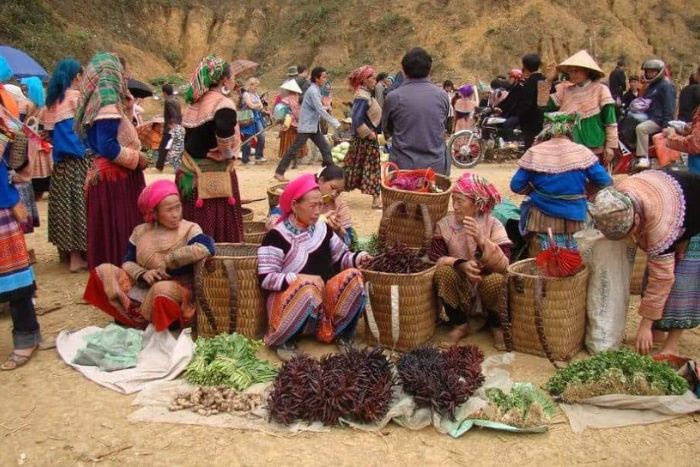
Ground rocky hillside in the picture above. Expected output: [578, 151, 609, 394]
[2, 0, 700, 85]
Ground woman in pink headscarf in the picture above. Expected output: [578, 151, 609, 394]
[344, 65, 383, 209]
[257, 174, 372, 358]
[83, 179, 214, 330]
[428, 172, 512, 347]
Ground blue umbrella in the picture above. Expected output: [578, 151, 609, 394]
[0, 45, 48, 80]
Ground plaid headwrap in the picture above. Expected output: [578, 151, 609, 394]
[588, 186, 635, 240]
[185, 55, 227, 104]
[75, 52, 127, 136]
[347, 65, 375, 91]
[454, 172, 502, 214]
[536, 112, 580, 142]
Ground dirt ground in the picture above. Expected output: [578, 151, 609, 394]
[1, 146, 699, 466]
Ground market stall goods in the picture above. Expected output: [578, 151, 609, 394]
[545, 349, 688, 402]
[474, 383, 556, 429]
[267, 347, 394, 426]
[184, 333, 278, 390]
[397, 345, 485, 421]
[169, 386, 264, 416]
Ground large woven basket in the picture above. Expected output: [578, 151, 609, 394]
[243, 221, 267, 245]
[267, 182, 287, 209]
[380, 169, 451, 250]
[362, 265, 437, 351]
[630, 249, 647, 295]
[8, 131, 28, 170]
[503, 259, 588, 364]
[194, 243, 266, 339]
[241, 207, 254, 223]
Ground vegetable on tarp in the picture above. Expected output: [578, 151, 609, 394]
[478, 383, 556, 428]
[545, 349, 688, 402]
[397, 344, 485, 421]
[184, 333, 278, 390]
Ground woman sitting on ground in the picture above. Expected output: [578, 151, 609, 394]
[84, 180, 214, 331]
[265, 165, 356, 246]
[429, 172, 511, 347]
[258, 173, 371, 358]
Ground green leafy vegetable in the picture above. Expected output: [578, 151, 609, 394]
[351, 233, 382, 255]
[486, 383, 556, 419]
[545, 349, 688, 401]
[184, 333, 278, 390]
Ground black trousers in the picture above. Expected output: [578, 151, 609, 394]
[275, 131, 333, 175]
[8, 296, 41, 348]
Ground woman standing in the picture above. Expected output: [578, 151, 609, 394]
[511, 112, 612, 255]
[344, 65, 382, 209]
[76, 53, 149, 269]
[590, 170, 700, 356]
[21, 77, 52, 198]
[258, 174, 371, 357]
[178, 55, 243, 243]
[539, 50, 619, 166]
[240, 77, 267, 165]
[276, 80, 306, 167]
[43, 59, 89, 272]
[429, 172, 511, 347]
[452, 84, 476, 132]
[0, 103, 42, 370]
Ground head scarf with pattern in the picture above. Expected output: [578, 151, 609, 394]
[278, 173, 319, 223]
[137, 179, 181, 223]
[347, 65, 375, 91]
[75, 52, 128, 136]
[454, 172, 501, 215]
[185, 55, 228, 104]
[536, 112, 580, 142]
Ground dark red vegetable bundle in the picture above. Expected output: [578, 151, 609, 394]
[364, 242, 431, 274]
[397, 344, 485, 421]
[267, 348, 394, 426]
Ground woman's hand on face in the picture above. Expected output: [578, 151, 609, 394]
[325, 211, 342, 233]
[297, 274, 325, 290]
[462, 217, 484, 248]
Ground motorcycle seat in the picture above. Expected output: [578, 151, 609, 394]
[485, 117, 506, 125]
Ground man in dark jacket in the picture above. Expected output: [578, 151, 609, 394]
[635, 59, 676, 168]
[678, 67, 700, 123]
[516, 53, 545, 149]
[156, 84, 182, 170]
[609, 58, 628, 102]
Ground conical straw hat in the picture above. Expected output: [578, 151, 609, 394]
[556, 50, 605, 78]
[280, 79, 302, 94]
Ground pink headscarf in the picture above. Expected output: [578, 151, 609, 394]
[454, 172, 501, 215]
[348, 65, 376, 91]
[278, 173, 319, 222]
[138, 179, 180, 223]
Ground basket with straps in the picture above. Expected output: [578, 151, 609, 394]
[379, 163, 451, 250]
[243, 221, 267, 245]
[267, 182, 287, 209]
[362, 265, 437, 352]
[194, 243, 266, 339]
[8, 131, 28, 170]
[502, 258, 588, 365]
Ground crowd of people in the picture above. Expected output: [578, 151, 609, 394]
[1, 44, 699, 369]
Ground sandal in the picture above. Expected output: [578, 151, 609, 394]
[1, 349, 36, 371]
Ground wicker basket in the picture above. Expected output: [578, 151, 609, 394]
[503, 259, 589, 364]
[243, 221, 267, 245]
[630, 249, 647, 295]
[267, 182, 287, 209]
[362, 265, 437, 351]
[380, 168, 451, 250]
[241, 207, 254, 223]
[194, 243, 266, 339]
[8, 131, 28, 170]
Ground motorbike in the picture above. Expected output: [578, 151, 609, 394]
[446, 107, 525, 169]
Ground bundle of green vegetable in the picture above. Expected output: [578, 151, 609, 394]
[545, 349, 688, 402]
[477, 384, 556, 428]
[350, 233, 382, 255]
[184, 333, 278, 390]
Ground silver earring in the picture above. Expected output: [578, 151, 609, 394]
[221, 86, 231, 96]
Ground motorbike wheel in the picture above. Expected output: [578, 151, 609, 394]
[447, 130, 484, 169]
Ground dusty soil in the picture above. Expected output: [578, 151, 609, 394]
[1, 144, 699, 466]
